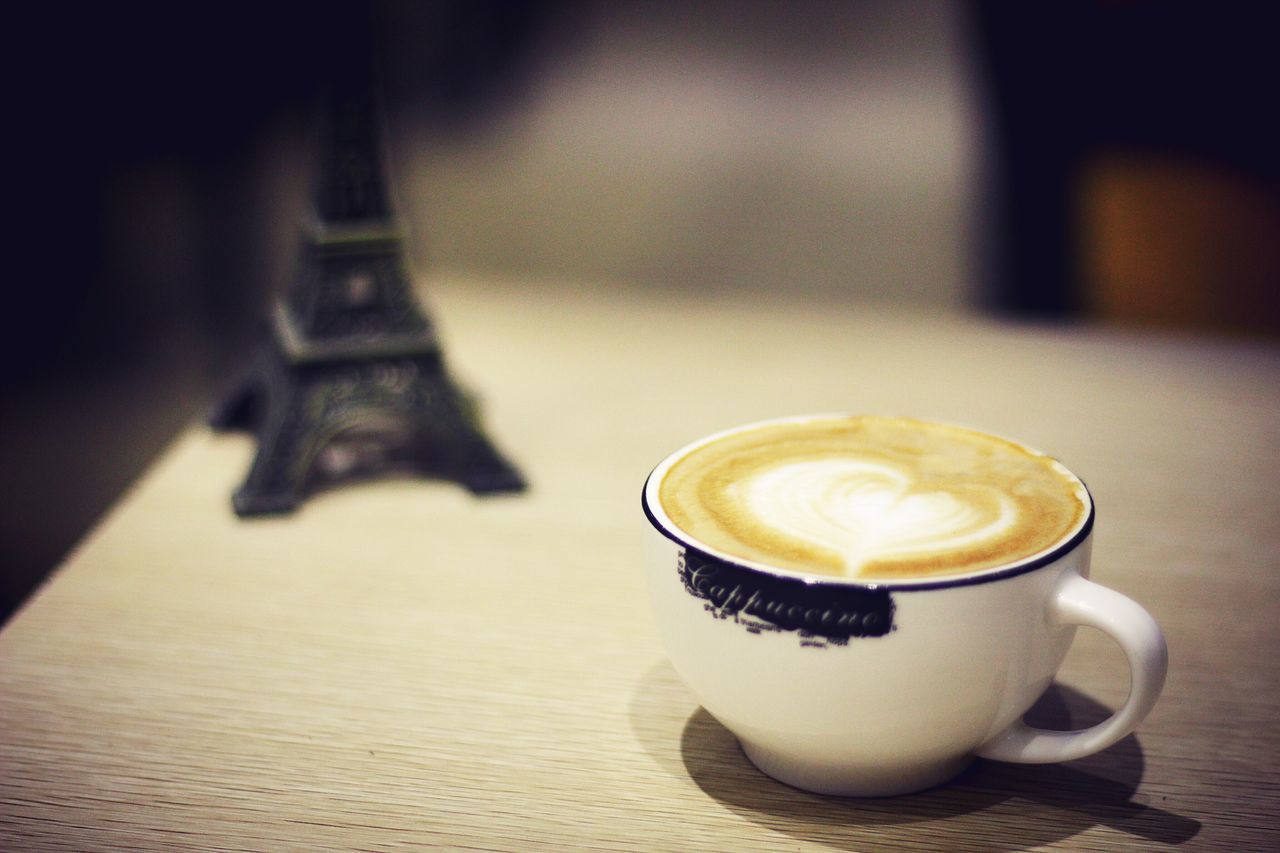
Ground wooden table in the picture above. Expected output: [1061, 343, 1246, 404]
[3, 278, 1278, 850]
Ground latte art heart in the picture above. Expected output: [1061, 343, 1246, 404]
[741, 459, 1017, 574]
[657, 416, 1089, 580]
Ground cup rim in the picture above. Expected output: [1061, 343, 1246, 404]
[642, 414, 1095, 592]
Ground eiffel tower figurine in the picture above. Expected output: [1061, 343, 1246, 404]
[209, 16, 525, 516]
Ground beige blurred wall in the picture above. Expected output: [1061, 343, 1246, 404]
[381, 0, 981, 308]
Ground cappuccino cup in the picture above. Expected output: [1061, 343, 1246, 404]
[642, 415, 1167, 796]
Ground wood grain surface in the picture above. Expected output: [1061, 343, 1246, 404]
[3, 278, 1278, 851]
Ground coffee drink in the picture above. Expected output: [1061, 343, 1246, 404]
[657, 415, 1088, 580]
[644, 415, 1164, 797]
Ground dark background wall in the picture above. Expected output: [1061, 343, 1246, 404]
[972, 1, 1280, 329]
[4, 3, 321, 620]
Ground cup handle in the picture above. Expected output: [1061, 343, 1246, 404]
[976, 572, 1168, 764]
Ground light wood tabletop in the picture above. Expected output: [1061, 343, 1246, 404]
[3, 278, 1278, 851]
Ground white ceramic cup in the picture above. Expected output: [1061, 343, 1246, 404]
[642, 417, 1168, 797]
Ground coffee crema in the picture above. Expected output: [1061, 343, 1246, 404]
[657, 416, 1089, 580]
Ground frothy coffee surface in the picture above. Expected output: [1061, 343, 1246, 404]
[658, 416, 1088, 580]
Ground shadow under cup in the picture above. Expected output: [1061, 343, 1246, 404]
[641, 424, 1167, 798]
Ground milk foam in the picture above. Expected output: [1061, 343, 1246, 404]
[657, 416, 1089, 580]
[740, 459, 1018, 575]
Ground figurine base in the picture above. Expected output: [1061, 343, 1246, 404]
[210, 335, 524, 517]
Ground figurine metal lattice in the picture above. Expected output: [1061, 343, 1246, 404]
[209, 25, 524, 516]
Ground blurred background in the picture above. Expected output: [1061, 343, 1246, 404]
[3, 0, 1277, 622]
